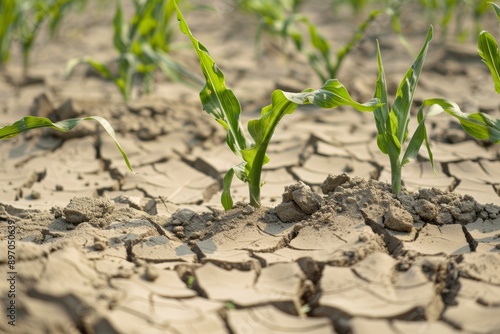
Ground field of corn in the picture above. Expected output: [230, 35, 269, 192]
[1, 0, 500, 333]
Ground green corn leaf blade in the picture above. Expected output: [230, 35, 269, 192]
[418, 98, 500, 143]
[241, 90, 297, 207]
[221, 168, 235, 210]
[478, 31, 500, 94]
[373, 40, 390, 154]
[307, 53, 328, 83]
[66, 56, 132, 102]
[400, 99, 453, 173]
[142, 45, 204, 87]
[282, 79, 382, 111]
[307, 22, 330, 56]
[113, 0, 129, 54]
[242, 90, 293, 177]
[384, 110, 403, 164]
[401, 117, 432, 169]
[174, 2, 248, 158]
[392, 25, 433, 145]
[289, 30, 303, 51]
[0, 116, 134, 172]
[490, 2, 500, 22]
[66, 57, 115, 81]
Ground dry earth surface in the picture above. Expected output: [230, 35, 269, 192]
[1, 1, 500, 333]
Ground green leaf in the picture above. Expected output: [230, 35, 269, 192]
[307, 22, 329, 55]
[418, 98, 500, 143]
[402, 97, 500, 180]
[401, 119, 431, 168]
[242, 90, 295, 178]
[391, 25, 433, 144]
[174, 2, 248, 158]
[490, 2, 500, 21]
[478, 31, 500, 94]
[221, 168, 235, 211]
[0, 116, 134, 172]
[66, 57, 115, 81]
[282, 79, 382, 111]
[373, 41, 390, 154]
[113, 0, 129, 53]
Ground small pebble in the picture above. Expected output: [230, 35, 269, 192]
[190, 231, 202, 239]
[145, 266, 159, 282]
[94, 242, 106, 251]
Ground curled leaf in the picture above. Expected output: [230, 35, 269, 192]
[0, 115, 134, 173]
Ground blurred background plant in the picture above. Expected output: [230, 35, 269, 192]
[234, 0, 412, 82]
[0, 0, 86, 76]
[66, 0, 203, 103]
[416, 0, 491, 42]
[330, 0, 493, 42]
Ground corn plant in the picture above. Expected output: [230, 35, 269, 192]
[0, 116, 134, 172]
[174, 2, 381, 209]
[373, 25, 500, 194]
[235, 0, 303, 56]
[15, 0, 85, 76]
[419, 0, 492, 42]
[304, 7, 407, 82]
[67, 0, 201, 103]
[236, 0, 410, 82]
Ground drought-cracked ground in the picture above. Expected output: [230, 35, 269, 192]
[1, 1, 500, 333]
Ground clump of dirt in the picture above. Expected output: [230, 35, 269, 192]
[63, 196, 115, 226]
[275, 181, 324, 222]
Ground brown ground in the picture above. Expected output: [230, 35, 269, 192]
[1, 1, 500, 333]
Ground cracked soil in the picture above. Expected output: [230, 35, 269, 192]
[1, 1, 500, 333]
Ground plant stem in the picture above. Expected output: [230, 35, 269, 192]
[249, 182, 261, 208]
[248, 143, 267, 208]
[389, 155, 402, 194]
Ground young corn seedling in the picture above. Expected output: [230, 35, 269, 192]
[0, 115, 134, 172]
[0, 0, 80, 71]
[67, 0, 200, 103]
[235, 0, 303, 57]
[373, 24, 500, 194]
[16, 0, 84, 76]
[236, 0, 411, 82]
[174, 2, 381, 209]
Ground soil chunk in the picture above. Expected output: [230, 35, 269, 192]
[63, 196, 115, 224]
[275, 181, 323, 223]
[321, 173, 351, 194]
[384, 205, 414, 232]
[413, 199, 438, 221]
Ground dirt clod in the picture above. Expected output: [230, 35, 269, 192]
[63, 196, 115, 224]
[384, 205, 414, 232]
[276, 182, 323, 223]
[414, 199, 438, 222]
[321, 173, 351, 194]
